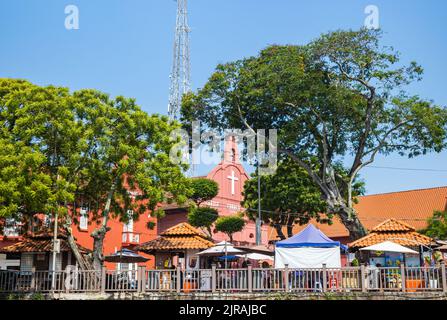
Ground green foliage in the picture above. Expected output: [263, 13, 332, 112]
[187, 206, 219, 236]
[243, 159, 364, 239]
[243, 159, 327, 239]
[0, 78, 192, 219]
[0, 78, 193, 267]
[423, 211, 447, 240]
[146, 221, 156, 230]
[215, 214, 246, 242]
[0, 79, 77, 218]
[182, 28, 447, 238]
[189, 178, 219, 206]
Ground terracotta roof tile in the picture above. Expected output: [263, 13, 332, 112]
[269, 186, 447, 240]
[349, 231, 433, 249]
[161, 222, 207, 237]
[137, 235, 214, 252]
[0, 237, 90, 254]
[371, 218, 415, 232]
[136, 222, 214, 252]
[355, 186, 447, 231]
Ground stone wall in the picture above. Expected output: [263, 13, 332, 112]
[23, 291, 447, 300]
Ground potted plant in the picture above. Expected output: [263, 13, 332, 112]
[424, 256, 431, 267]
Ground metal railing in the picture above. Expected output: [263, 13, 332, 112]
[1, 264, 446, 294]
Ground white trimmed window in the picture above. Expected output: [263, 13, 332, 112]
[123, 210, 134, 233]
[79, 206, 89, 230]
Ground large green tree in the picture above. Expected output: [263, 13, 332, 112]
[0, 79, 78, 231]
[182, 29, 447, 240]
[242, 159, 364, 240]
[0, 79, 192, 269]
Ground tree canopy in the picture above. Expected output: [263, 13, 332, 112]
[0, 78, 192, 269]
[215, 214, 246, 243]
[187, 206, 219, 237]
[423, 211, 447, 240]
[242, 159, 365, 240]
[187, 177, 220, 237]
[182, 29, 447, 240]
[189, 178, 219, 206]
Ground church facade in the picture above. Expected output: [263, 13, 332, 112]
[158, 135, 269, 246]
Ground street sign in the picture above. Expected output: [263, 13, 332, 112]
[54, 239, 61, 254]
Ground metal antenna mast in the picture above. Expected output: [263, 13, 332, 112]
[168, 0, 191, 121]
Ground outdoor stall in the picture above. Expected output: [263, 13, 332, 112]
[198, 241, 245, 268]
[136, 223, 214, 291]
[359, 241, 424, 290]
[349, 219, 438, 291]
[198, 241, 247, 290]
[274, 224, 346, 268]
[349, 219, 435, 267]
[136, 223, 214, 270]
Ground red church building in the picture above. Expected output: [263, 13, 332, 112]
[158, 135, 269, 245]
[40, 135, 266, 271]
[0, 136, 268, 271]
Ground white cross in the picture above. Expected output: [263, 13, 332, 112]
[227, 170, 239, 195]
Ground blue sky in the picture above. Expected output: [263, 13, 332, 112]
[1, 0, 446, 194]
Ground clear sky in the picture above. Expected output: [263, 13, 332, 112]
[1, 0, 446, 195]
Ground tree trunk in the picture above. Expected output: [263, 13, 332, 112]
[91, 225, 108, 270]
[328, 200, 367, 241]
[206, 226, 213, 239]
[273, 223, 286, 240]
[63, 216, 88, 270]
[286, 215, 295, 238]
[91, 180, 116, 270]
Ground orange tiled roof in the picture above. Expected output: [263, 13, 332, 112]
[349, 218, 434, 249]
[0, 237, 90, 254]
[161, 222, 207, 237]
[348, 231, 433, 249]
[355, 186, 447, 231]
[370, 218, 415, 232]
[269, 186, 447, 240]
[137, 235, 214, 252]
[136, 222, 214, 252]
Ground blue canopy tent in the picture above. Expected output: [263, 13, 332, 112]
[275, 224, 346, 268]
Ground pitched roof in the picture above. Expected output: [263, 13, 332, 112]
[355, 186, 447, 231]
[137, 236, 214, 252]
[349, 218, 434, 249]
[0, 236, 91, 254]
[161, 222, 207, 237]
[269, 186, 447, 240]
[371, 218, 415, 232]
[348, 231, 433, 249]
[136, 222, 214, 252]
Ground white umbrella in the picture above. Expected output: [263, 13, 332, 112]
[197, 241, 245, 256]
[198, 241, 245, 269]
[360, 241, 418, 254]
[236, 253, 274, 261]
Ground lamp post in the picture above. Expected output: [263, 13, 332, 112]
[51, 174, 61, 290]
[255, 151, 262, 246]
